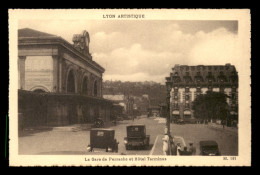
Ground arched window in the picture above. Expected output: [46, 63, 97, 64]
[93, 81, 98, 97]
[33, 89, 46, 93]
[67, 70, 76, 93]
[82, 76, 88, 95]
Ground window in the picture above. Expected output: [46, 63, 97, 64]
[94, 81, 98, 96]
[97, 131, 104, 136]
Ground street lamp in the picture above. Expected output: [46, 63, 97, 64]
[166, 80, 172, 155]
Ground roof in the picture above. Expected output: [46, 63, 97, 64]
[103, 95, 125, 101]
[168, 64, 238, 85]
[18, 28, 57, 38]
[199, 140, 218, 146]
[18, 89, 113, 104]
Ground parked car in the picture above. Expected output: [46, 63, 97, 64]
[89, 128, 119, 152]
[123, 115, 132, 120]
[116, 116, 124, 121]
[199, 140, 221, 156]
[92, 118, 104, 128]
[176, 119, 185, 124]
[124, 125, 150, 150]
[184, 118, 199, 124]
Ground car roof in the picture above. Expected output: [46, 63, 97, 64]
[90, 128, 115, 131]
[127, 124, 145, 127]
[199, 140, 218, 146]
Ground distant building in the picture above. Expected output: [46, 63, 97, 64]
[166, 64, 238, 123]
[103, 94, 134, 115]
[132, 95, 150, 115]
[147, 106, 160, 117]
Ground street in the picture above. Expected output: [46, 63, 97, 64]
[19, 115, 165, 155]
[19, 116, 238, 156]
[170, 123, 238, 156]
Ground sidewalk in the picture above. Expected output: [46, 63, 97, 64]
[52, 121, 118, 132]
[207, 123, 238, 134]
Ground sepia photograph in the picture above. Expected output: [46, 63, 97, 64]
[9, 9, 251, 166]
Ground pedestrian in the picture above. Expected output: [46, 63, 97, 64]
[162, 133, 169, 155]
[222, 120, 225, 129]
[176, 143, 181, 156]
[188, 143, 196, 155]
[132, 116, 134, 121]
[182, 146, 191, 155]
[170, 138, 177, 155]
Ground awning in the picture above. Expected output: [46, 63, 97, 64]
[184, 110, 191, 115]
[172, 110, 180, 115]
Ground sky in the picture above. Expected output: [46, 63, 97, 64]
[19, 20, 239, 84]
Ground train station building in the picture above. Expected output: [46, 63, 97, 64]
[18, 28, 113, 127]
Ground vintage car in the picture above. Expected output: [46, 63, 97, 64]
[124, 125, 150, 150]
[199, 140, 221, 156]
[176, 119, 185, 124]
[89, 128, 119, 152]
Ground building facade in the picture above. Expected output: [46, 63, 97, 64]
[103, 94, 135, 116]
[166, 64, 238, 123]
[18, 28, 112, 127]
[18, 28, 103, 95]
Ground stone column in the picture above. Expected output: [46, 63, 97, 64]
[52, 55, 58, 93]
[100, 78, 103, 97]
[59, 56, 63, 93]
[18, 56, 26, 90]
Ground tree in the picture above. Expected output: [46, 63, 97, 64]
[192, 91, 230, 123]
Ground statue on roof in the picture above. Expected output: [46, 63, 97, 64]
[72, 30, 90, 56]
